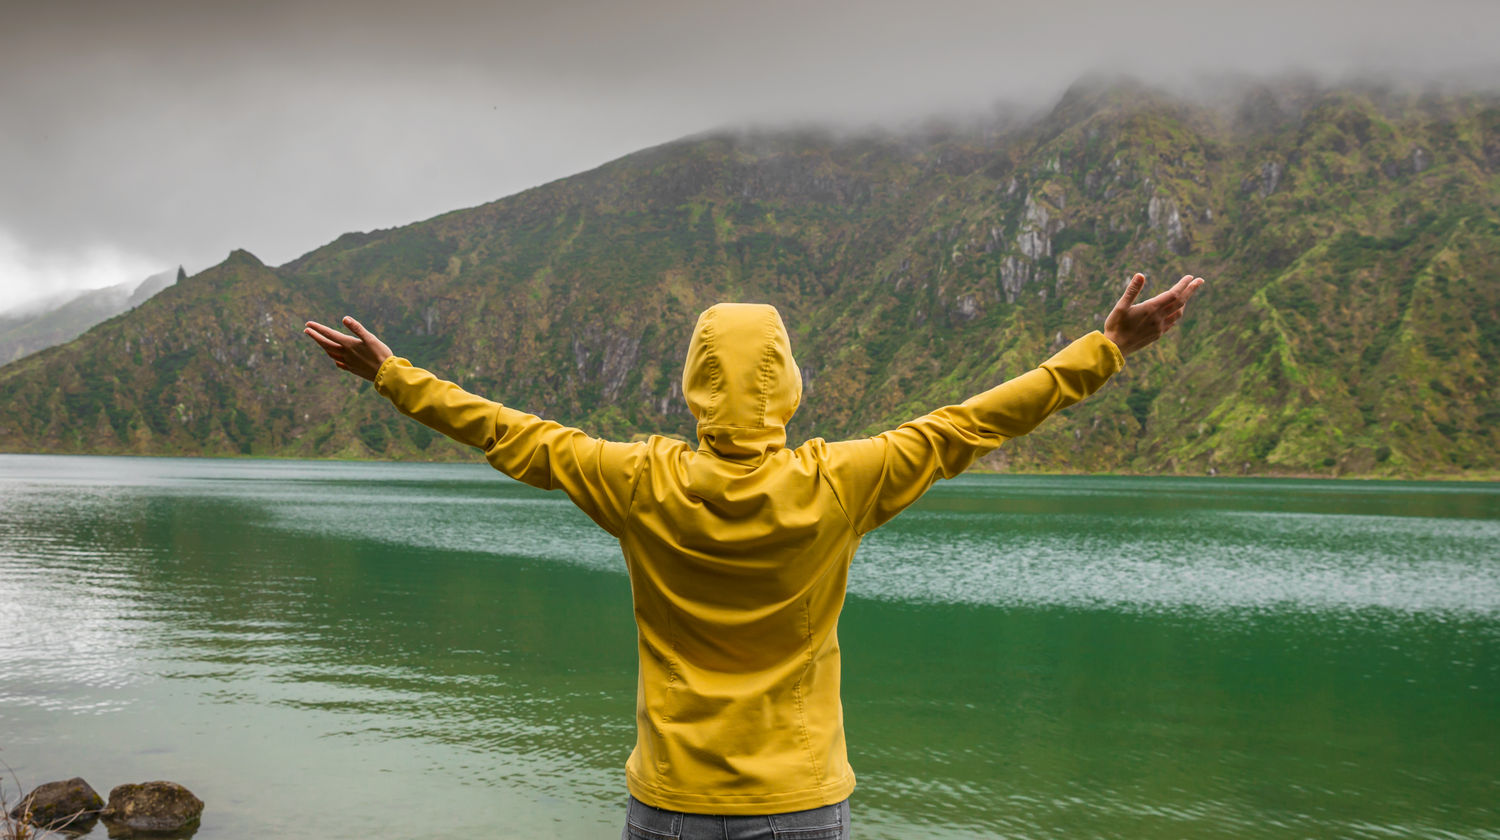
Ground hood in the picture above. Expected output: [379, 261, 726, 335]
[682, 303, 802, 461]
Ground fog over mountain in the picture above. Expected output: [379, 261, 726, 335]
[0, 267, 180, 363]
[2, 0, 1498, 313]
[2, 76, 1496, 476]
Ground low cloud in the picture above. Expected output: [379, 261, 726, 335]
[2, 0, 1497, 313]
[0, 227, 167, 314]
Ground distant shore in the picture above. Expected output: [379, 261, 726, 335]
[2, 449, 1495, 483]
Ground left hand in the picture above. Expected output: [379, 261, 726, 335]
[303, 316, 393, 382]
[1103, 273, 1205, 357]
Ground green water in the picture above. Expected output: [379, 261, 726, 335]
[1, 455, 1496, 839]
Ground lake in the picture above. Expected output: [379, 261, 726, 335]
[1, 455, 1496, 839]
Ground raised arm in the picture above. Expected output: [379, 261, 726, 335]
[822, 273, 1204, 534]
[303, 317, 644, 536]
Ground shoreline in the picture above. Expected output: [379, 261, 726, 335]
[1, 449, 1496, 483]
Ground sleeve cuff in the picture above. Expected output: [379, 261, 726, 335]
[373, 356, 408, 396]
[1091, 331, 1126, 372]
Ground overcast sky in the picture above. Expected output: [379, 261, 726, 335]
[2, 0, 1497, 313]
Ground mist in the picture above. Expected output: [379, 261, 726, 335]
[2, 0, 1497, 313]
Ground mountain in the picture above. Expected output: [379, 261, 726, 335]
[1, 78, 1496, 478]
[0, 267, 182, 363]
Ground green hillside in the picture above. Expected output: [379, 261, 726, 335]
[2, 79, 1497, 478]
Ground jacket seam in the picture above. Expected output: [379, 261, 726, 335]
[756, 318, 775, 425]
[792, 596, 824, 788]
[812, 454, 858, 533]
[656, 589, 682, 778]
[704, 310, 723, 422]
[621, 438, 653, 524]
[698, 422, 781, 432]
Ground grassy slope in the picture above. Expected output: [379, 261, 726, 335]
[1, 80, 1496, 478]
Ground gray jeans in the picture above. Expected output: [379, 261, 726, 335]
[622, 794, 851, 840]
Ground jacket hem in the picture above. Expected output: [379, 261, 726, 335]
[625, 768, 855, 816]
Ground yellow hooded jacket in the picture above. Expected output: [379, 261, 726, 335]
[373, 303, 1124, 814]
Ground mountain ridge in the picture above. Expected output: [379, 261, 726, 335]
[1, 78, 1496, 478]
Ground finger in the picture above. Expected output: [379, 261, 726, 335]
[1164, 309, 1184, 330]
[304, 328, 345, 353]
[345, 315, 393, 358]
[307, 336, 346, 361]
[304, 320, 344, 338]
[305, 321, 358, 347]
[342, 316, 375, 342]
[1149, 276, 1200, 311]
[1148, 274, 1197, 309]
[335, 360, 351, 371]
[1141, 292, 1176, 313]
[1166, 275, 1205, 307]
[1113, 273, 1146, 312]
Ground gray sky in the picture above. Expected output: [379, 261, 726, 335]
[2, 0, 1497, 313]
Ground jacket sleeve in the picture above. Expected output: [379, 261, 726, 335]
[373, 357, 645, 537]
[822, 331, 1124, 535]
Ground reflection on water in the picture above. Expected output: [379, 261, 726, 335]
[1, 455, 1496, 839]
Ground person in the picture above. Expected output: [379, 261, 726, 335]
[304, 271, 1204, 840]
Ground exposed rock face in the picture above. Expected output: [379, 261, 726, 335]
[600, 332, 641, 401]
[0, 80, 1495, 478]
[1257, 160, 1283, 197]
[1410, 146, 1431, 173]
[9, 777, 104, 829]
[100, 781, 204, 835]
[1017, 192, 1053, 261]
[999, 254, 1029, 303]
[1147, 193, 1191, 255]
[1000, 190, 1067, 303]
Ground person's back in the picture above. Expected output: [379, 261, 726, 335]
[303, 273, 1203, 832]
[625, 432, 855, 811]
[622, 304, 859, 811]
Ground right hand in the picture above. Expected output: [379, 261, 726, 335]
[1103, 273, 1205, 358]
[303, 316, 394, 382]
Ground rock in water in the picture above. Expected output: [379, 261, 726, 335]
[100, 781, 204, 834]
[8, 777, 104, 829]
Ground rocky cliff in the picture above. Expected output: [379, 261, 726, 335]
[2, 79, 1496, 477]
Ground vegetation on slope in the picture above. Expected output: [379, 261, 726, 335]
[1, 79, 1496, 478]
